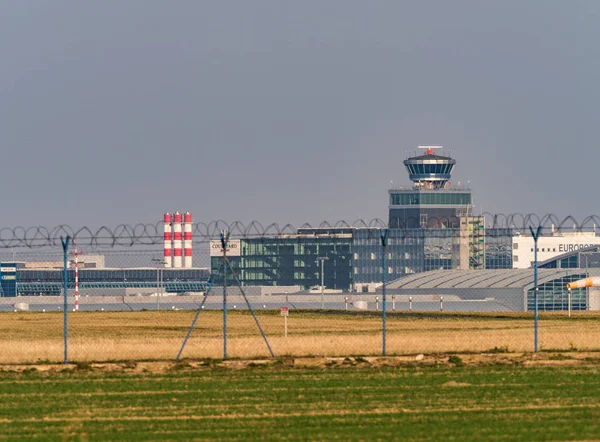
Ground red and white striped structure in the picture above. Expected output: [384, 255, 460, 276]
[74, 249, 79, 312]
[183, 212, 193, 268]
[173, 212, 183, 268]
[163, 213, 173, 268]
[567, 277, 600, 289]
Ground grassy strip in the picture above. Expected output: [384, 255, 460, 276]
[0, 365, 599, 440]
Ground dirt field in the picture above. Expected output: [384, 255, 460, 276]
[1, 310, 599, 363]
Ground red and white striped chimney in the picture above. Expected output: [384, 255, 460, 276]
[183, 212, 193, 268]
[173, 211, 183, 268]
[163, 213, 172, 268]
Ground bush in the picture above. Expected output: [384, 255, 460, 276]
[448, 355, 463, 367]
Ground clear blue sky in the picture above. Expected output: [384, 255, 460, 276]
[2, 1, 599, 228]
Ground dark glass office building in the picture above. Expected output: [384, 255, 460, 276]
[211, 229, 353, 290]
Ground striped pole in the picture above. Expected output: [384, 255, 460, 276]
[173, 212, 183, 268]
[183, 212, 193, 268]
[74, 249, 79, 312]
[164, 213, 172, 268]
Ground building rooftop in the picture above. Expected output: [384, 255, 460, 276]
[385, 268, 583, 290]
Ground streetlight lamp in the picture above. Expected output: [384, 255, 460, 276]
[317, 255, 329, 310]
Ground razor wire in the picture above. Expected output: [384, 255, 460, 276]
[2, 213, 600, 249]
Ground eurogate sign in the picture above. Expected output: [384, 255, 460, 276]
[558, 243, 600, 252]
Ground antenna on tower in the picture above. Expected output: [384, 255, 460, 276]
[418, 145, 443, 155]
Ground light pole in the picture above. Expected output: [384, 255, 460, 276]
[152, 257, 166, 311]
[318, 255, 329, 310]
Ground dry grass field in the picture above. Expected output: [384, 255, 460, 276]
[1, 310, 599, 363]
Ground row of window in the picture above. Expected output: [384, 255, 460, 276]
[389, 192, 472, 206]
[18, 269, 209, 282]
[405, 163, 454, 175]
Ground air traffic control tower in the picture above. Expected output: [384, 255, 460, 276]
[389, 146, 473, 229]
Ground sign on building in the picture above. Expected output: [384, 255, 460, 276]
[209, 239, 241, 257]
[0, 263, 17, 297]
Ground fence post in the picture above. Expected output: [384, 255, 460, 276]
[61, 236, 71, 364]
[529, 226, 542, 352]
[381, 229, 388, 356]
[221, 229, 230, 360]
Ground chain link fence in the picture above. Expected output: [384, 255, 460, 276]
[1, 216, 599, 363]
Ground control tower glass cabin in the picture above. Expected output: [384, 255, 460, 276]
[389, 146, 473, 229]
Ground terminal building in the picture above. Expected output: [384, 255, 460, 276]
[6, 145, 598, 312]
[210, 146, 513, 291]
[512, 230, 600, 269]
[0, 258, 210, 297]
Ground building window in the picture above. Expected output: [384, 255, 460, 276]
[370, 253, 376, 260]
[353, 253, 358, 260]
[513, 256, 519, 262]
[513, 243, 519, 250]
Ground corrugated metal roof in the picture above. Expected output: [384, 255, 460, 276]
[386, 268, 584, 290]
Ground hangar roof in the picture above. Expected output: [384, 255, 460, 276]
[385, 268, 585, 290]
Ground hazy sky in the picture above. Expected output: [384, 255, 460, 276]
[2, 1, 600, 228]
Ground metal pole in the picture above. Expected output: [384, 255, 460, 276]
[225, 257, 275, 357]
[409, 296, 412, 311]
[568, 288, 571, 317]
[381, 229, 388, 356]
[177, 280, 213, 360]
[320, 258, 325, 310]
[156, 262, 160, 311]
[530, 226, 542, 352]
[221, 230, 229, 360]
[61, 236, 70, 364]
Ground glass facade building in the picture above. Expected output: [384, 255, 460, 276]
[211, 229, 353, 290]
[209, 225, 515, 291]
[485, 228, 514, 269]
[526, 273, 588, 312]
[7, 267, 210, 297]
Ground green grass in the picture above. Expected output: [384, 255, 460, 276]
[0, 365, 599, 440]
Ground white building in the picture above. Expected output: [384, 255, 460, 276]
[512, 231, 600, 269]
